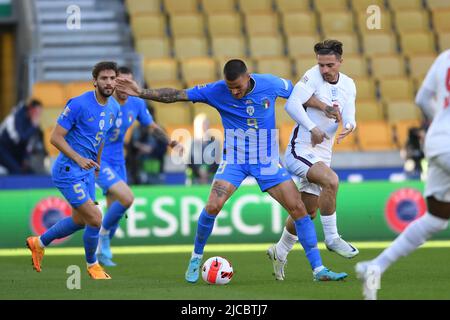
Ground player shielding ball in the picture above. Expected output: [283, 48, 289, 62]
[116, 59, 348, 283]
[356, 49, 450, 300]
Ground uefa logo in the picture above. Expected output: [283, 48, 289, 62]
[30, 197, 72, 244]
[385, 188, 426, 233]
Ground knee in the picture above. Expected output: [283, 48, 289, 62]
[323, 172, 339, 192]
[205, 201, 223, 215]
[288, 201, 307, 219]
[120, 194, 134, 208]
[86, 216, 102, 228]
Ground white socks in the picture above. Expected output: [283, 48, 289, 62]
[191, 252, 203, 260]
[320, 212, 339, 243]
[372, 212, 448, 274]
[38, 237, 45, 248]
[275, 227, 298, 261]
[99, 226, 110, 236]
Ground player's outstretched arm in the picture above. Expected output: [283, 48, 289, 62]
[50, 124, 100, 170]
[148, 122, 184, 155]
[116, 77, 190, 103]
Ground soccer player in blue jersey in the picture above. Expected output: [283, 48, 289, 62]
[26, 61, 120, 279]
[96, 66, 180, 266]
[116, 59, 347, 283]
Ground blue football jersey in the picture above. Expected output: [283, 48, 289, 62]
[103, 96, 153, 164]
[186, 74, 293, 163]
[54, 91, 120, 177]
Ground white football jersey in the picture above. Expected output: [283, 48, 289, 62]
[287, 65, 356, 162]
[420, 50, 450, 158]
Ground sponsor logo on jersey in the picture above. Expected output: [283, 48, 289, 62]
[300, 76, 309, 84]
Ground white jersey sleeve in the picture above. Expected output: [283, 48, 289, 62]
[341, 79, 357, 130]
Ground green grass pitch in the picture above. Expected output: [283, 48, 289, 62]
[1, 243, 450, 300]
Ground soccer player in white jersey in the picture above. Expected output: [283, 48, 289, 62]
[267, 40, 359, 281]
[356, 49, 450, 300]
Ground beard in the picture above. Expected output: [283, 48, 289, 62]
[98, 86, 114, 98]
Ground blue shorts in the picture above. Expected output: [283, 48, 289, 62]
[52, 163, 96, 208]
[214, 160, 292, 192]
[96, 161, 127, 195]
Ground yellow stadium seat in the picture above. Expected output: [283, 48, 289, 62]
[438, 32, 450, 51]
[353, 77, 377, 100]
[314, 0, 349, 11]
[163, 0, 198, 14]
[126, 0, 161, 15]
[394, 119, 422, 147]
[400, 31, 436, 55]
[379, 77, 415, 101]
[322, 33, 360, 55]
[41, 108, 62, 128]
[356, 9, 393, 34]
[192, 102, 222, 126]
[170, 14, 205, 37]
[244, 13, 280, 36]
[152, 102, 192, 126]
[294, 55, 319, 78]
[248, 35, 284, 58]
[275, 100, 295, 125]
[370, 54, 406, 78]
[275, 0, 311, 13]
[287, 34, 319, 57]
[135, 37, 171, 59]
[180, 58, 218, 87]
[351, 0, 386, 11]
[361, 32, 398, 56]
[340, 54, 368, 78]
[356, 99, 384, 121]
[32, 82, 66, 108]
[65, 82, 93, 99]
[407, 54, 437, 80]
[333, 123, 359, 151]
[201, 0, 236, 13]
[427, 0, 450, 10]
[165, 124, 194, 147]
[211, 36, 247, 58]
[282, 12, 318, 35]
[130, 15, 166, 38]
[173, 37, 208, 58]
[321, 11, 355, 35]
[43, 126, 59, 157]
[432, 9, 450, 32]
[357, 121, 396, 151]
[394, 10, 430, 33]
[385, 100, 421, 122]
[144, 58, 179, 85]
[148, 80, 185, 90]
[388, 0, 423, 10]
[238, 0, 273, 13]
[256, 57, 293, 80]
[207, 13, 242, 36]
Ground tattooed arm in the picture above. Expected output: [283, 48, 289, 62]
[115, 77, 190, 103]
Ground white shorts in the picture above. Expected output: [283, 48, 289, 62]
[284, 146, 330, 196]
[424, 154, 450, 203]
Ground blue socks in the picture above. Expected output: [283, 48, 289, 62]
[40, 217, 84, 246]
[83, 225, 101, 264]
[194, 208, 216, 255]
[102, 201, 128, 236]
[294, 215, 323, 270]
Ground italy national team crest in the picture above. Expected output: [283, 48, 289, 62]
[246, 106, 255, 116]
[128, 111, 134, 123]
[385, 188, 426, 233]
[31, 197, 72, 244]
[99, 119, 105, 130]
[262, 98, 270, 109]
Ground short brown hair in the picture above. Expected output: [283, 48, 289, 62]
[92, 61, 118, 79]
[314, 40, 343, 58]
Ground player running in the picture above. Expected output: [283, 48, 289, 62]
[267, 40, 359, 281]
[356, 49, 450, 300]
[26, 61, 120, 279]
[96, 66, 180, 266]
[116, 59, 348, 283]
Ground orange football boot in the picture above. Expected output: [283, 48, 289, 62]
[26, 236, 45, 272]
[87, 263, 112, 280]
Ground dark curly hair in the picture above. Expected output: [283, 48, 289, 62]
[92, 61, 118, 79]
[314, 40, 343, 58]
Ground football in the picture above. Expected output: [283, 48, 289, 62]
[201, 256, 234, 285]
